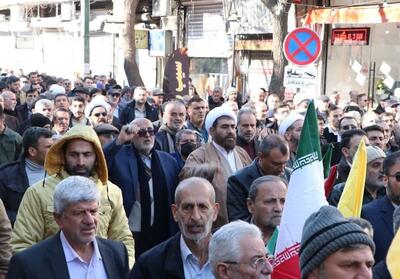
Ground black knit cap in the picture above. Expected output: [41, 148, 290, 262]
[299, 206, 375, 279]
[30, 113, 51, 128]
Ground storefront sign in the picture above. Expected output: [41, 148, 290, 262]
[331, 28, 370, 46]
[235, 33, 273, 51]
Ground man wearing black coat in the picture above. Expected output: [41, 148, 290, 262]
[130, 177, 219, 278]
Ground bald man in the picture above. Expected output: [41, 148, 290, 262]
[104, 118, 181, 258]
[130, 177, 220, 278]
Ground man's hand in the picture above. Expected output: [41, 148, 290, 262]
[116, 124, 138, 145]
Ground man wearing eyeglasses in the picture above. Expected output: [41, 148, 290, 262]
[104, 117, 180, 258]
[209, 220, 273, 278]
[84, 96, 111, 127]
[362, 150, 400, 263]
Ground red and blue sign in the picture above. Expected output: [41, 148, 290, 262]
[284, 27, 321, 66]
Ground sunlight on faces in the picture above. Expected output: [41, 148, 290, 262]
[172, 181, 219, 243]
[237, 112, 257, 143]
[64, 139, 96, 177]
[131, 118, 155, 155]
[163, 102, 186, 131]
[54, 200, 99, 248]
[210, 117, 237, 151]
[70, 100, 85, 119]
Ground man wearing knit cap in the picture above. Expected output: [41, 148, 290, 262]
[278, 112, 304, 169]
[180, 106, 251, 228]
[329, 145, 387, 206]
[300, 205, 375, 279]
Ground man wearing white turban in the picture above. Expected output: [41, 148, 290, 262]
[180, 106, 251, 228]
[279, 112, 304, 169]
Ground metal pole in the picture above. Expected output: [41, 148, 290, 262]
[82, 0, 90, 77]
[231, 34, 236, 87]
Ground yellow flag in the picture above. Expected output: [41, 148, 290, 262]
[387, 229, 400, 279]
[337, 139, 367, 218]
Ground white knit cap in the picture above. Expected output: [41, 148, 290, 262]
[205, 106, 237, 134]
[278, 113, 304, 135]
[84, 95, 111, 118]
[366, 145, 386, 164]
[49, 84, 66, 95]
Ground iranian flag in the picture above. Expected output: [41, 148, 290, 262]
[272, 100, 328, 278]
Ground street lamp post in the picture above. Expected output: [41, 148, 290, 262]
[81, 0, 90, 77]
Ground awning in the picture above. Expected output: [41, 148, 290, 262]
[305, 3, 400, 24]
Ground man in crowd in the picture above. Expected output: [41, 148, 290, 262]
[94, 123, 120, 147]
[155, 100, 186, 153]
[329, 145, 386, 206]
[181, 107, 251, 227]
[149, 88, 164, 119]
[7, 176, 129, 279]
[236, 108, 259, 160]
[16, 87, 39, 124]
[361, 150, 400, 263]
[0, 91, 19, 131]
[364, 124, 385, 151]
[208, 87, 224, 110]
[279, 113, 304, 169]
[53, 93, 69, 110]
[228, 134, 290, 221]
[0, 107, 22, 166]
[0, 127, 53, 224]
[120, 87, 158, 125]
[85, 96, 110, 127]
[130, 177, 219, 278]
[0, 199, 11, 279]
[300, 206, 375, 279]
[11, 125, 135, 266]
[51, 108, 70, 136]
[69, 95, 90, 126]
[185, 96, 208, 143]
[246, 176, 287, 246]
[209, 220, 273, 278]
[172, 129, 200, 169]
[323, 105, 343, 143]
[34, 98, 54, 120]
[104, 118, 180, 258]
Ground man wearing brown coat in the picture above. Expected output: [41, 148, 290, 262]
[0, 199, 12, 279]
[180, 107, 251, 227]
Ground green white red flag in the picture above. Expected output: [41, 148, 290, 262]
[272, 100, 328, 278]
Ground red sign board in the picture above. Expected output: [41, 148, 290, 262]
[284, 27, 321, 66]
[331, 28, 370, 46]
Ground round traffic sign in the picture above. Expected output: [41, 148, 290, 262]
[284, 27, 321, 66]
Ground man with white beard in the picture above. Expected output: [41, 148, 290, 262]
[130, 177, 220, 278]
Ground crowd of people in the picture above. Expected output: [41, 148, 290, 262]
[0, 70, 399, 278]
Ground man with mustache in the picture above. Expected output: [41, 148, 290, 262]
[155, 100, 187, 153]
[11, 125, 135, 267]
[236, 108, 259, 160]
[104, 118, 180, 258]
[7, 176, 129, 279]
[185, 96, 208, 143]
[130, 177, 219, 278]
[180, 107, 251, 228]
[246, 176, 287, 247]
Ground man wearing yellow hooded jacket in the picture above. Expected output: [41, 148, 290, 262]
[10, 125, 135, 267]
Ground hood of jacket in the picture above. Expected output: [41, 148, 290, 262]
[44, 125, 108, 184]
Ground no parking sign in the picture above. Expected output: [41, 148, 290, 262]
[284, 27, 321, 66]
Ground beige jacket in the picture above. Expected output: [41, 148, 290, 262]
[0, 199, 11, 279]
[11, 126, 135, 267]
[180, 142, 251, 227]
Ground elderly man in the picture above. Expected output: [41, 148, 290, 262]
[236, 108, 259, 160]
[300, 206, 375, 279]
[279, 112, 304, 169]
[104, 118, 180, 258]
[0, 91, 19, 131]
[185, 96, 208, 143]
[329, 145, 387, 206]
[155, 100, 187, 153]
[11, 126, 135, 266]
[246, 176, 287, 246]
[7, 176, 129, 279]
[120, 87, 158, 125]
[130, 177, 219, 278]
[208, 87, 224, 110]
[209, 220, 273, 278]
[0, 107, 22, 167]
[51, 108, 70, 136]
[228, 134, 290, 221]
[84, 96, 111, 127]
[0, 127, 53, 224]
[0, 199, 11, 279]
[181, 107, 251, 227]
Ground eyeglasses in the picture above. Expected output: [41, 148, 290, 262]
[386, 172, 400, 182]
[137, 128, 155, 137]
[224, 255, 273, 270]
[341, 124, 357, 130]
[93, 112, 107, 117]
[111, 93, 121, 98]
